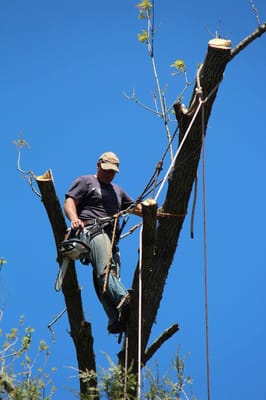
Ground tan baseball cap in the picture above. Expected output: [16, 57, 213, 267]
[99, 152, 120, 172]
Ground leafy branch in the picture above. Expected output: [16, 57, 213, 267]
[127, 0, 191, 161]
[0, 316, 56, 398]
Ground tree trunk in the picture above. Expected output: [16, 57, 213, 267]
[126, 38, 232, 372]
[35, 171, 98, 397]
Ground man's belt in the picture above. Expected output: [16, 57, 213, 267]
[82, 217, 114, 227]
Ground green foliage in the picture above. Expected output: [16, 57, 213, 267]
[77, 369, 99, 400]
[136, 0, 152, 10]
[0, 258, 7, 268]
[12, 132, 30, 150]
[132, 0, 190, 160]
[170, 60, 187, 73]
[99, 354, 137, 400]
[0, 317, 56, 399]
[79, 353, 137, 400]
[142, 349, 195, 400]
[136, 1, 152, 25]
[12, 138, 30, 149]
[137, 29, 149, 43]
[136, 1, 152, 46]
[79, 349, 196, 400]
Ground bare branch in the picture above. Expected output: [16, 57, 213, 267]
[48, 307, 67, 343]
[143, 323, 179, 365]
[14, 136, 42, 198]
[122, 90, 161, 116]
[231, 22, 266, 60]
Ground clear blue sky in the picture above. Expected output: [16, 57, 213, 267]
[1, 0, 265, 399]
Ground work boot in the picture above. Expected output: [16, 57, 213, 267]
[108, 320, 126, 334]
[116, 291, 132, 324]
[107, 290, 133, 335]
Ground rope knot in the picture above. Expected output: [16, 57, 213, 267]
[196, 86, 203, 98]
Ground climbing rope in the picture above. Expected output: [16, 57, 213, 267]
[112, 67, 222, 399]
[154, 99, 204, 202]
[137, 225, 143, 400]
[200, 88, 211, 400]
[135, 73, 221, 399]
[134, 126, 179, 205]
[132, 101, 201, 399]
[154, 73, 223, 203]
[190, 173, 198, 239]
[123, 333, 129, 399]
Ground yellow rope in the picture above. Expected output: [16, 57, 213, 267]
[157, 211, 187, 218]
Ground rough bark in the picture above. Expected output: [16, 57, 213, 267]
[146, 26, 266, 344]
[126, 38, 232, 371]
[124, 199, 158, 367]
[125, 24, 266, 371]
[35, 171, 97, 396]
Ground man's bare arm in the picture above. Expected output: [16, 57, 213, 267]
[64, 197, 84, 229]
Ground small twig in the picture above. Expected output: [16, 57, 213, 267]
[27, 175, 41, 198]
[17, 150, 32, 175]
[249, 0, 261, 26]
[180, 387, 190, 400]
[0, 338, 19, 360]
[170, 78, 192, 112]
[120, 222, 143, 240]
[48, 307, 67, 343]
[123, 90, 162, 116]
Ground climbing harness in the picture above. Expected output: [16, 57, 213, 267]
[55, 213, 133, 343]
[55, 217, 114, 291]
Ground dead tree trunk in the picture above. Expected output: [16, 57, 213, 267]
[35, 171, 98, 397]
[126, 28, 266, 372]
[125, 38, 231, 371]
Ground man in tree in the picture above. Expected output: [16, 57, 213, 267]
[64, 151, 142, 334]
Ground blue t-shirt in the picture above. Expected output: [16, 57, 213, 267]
[65, 174, 135, 220]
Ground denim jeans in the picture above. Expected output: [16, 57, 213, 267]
[86, 228, 128, 327]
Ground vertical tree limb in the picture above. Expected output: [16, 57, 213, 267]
[35, 171, 97, 396]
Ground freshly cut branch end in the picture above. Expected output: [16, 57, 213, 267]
[35, 170, 52, 181]
[142, 198, 157, 207]
[208, 38, 231, 49]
